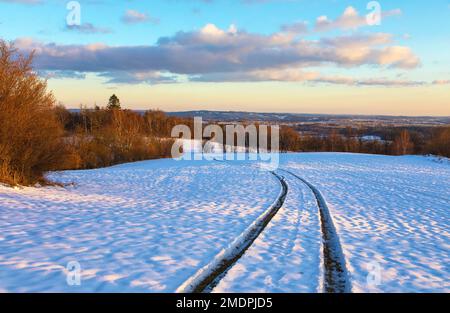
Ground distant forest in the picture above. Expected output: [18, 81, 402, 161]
[59, 106, 449, 159]
[280, 124, 450, 157]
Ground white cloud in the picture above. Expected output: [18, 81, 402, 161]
[15, 23, 421, 85]
[0, 0, 42, 4]
[122, 9, 158, 24]
[280, 21, 309, 35]
[315, 6, 402, 32]
[65, 23, 112, 34]
[432, 80, 450, 85]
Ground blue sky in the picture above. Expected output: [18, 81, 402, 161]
[1, 0, 449, 115]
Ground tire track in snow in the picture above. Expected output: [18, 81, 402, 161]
[212, 172, 322, 293]
[280, 169, 352, 293]
[175, 171, 288, 293]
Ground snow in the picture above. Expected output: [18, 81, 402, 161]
[0, 153, 449, 293]
[176, 171, 286, 293]
[0, 158, 279, 292]
[282, 153, 450, 293]
[360, 135, 383, 142]
[213, 170, 323, 293]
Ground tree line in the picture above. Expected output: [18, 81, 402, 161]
[278, 125, 450, 156]
[55, 106, 193, 170]
[197, 123, 449, 157]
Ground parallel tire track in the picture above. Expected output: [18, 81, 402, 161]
[280, 169, 352, 293]
[176, 171, 288, 293]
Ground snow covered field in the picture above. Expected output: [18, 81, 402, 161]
[0, 153, 449, 292]
[213, 171, 323, 293]
[0, 158, 280, 292]
[281, 154, 450, 293]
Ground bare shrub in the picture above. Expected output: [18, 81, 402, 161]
[0, 40, 72, 185]
[65, 108, 176, 169]
[426, 127, 450, 158]
[392, 130, 414, 155]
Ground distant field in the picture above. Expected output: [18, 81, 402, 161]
[165, 110, 450, 126]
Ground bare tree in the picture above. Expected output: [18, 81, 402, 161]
[393, 130, 414, 155]
[0, 40, 72, 185]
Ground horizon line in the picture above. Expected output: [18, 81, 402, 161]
[65, 107, 450, 119]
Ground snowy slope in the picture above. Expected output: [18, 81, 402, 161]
[0, 158, 280, 292]
[0, 153, 449, 293]
[282, 153, 450, 293]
